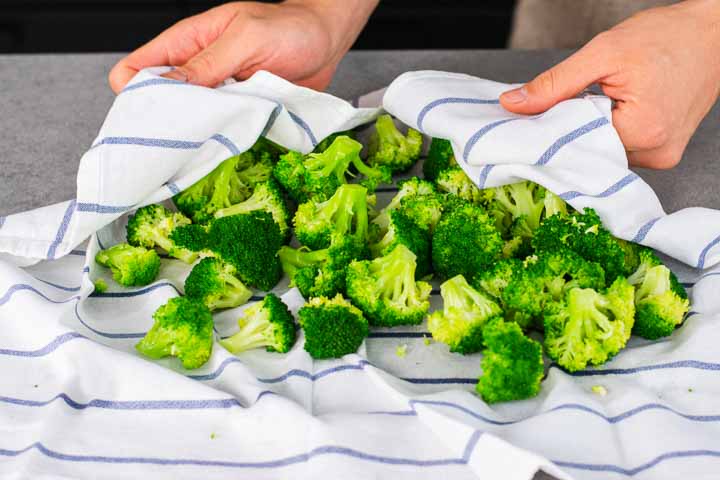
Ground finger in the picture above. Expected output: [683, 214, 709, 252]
[500, 34, 617, 114]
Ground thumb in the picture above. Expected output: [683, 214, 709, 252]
[164, 24, 256, 87]
[500, 37, 613, 114]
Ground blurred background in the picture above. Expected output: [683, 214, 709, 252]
[0, 0, 516, 53]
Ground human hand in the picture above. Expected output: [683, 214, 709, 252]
[500, 0, 720, 169]
[109, 0, 378, 93]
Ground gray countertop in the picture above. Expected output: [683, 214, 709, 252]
[1, 50, 719, 217]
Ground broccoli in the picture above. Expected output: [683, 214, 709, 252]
[294, 184, 369, 250]
[436, 167, 492, 205]
[173, 151, 273, 223]
[424, 137, 457, 182]
[184, 257, 253, 311]
[431, 199, 503, 281]
[95, 243, 161, 287]
[214, 178, 291, 242]
[136, 297, 214, 369]
[346, 244, 432, 326]
[370, 177, 436, 240]
[314, 130, 356, 153]
[627, 249, 690, 339]
[272, 135, 390, 204]
[476, 318, 545, 404]
[249, 136, 287, 161]
[126, 204, 197, 263]
[427, 274, 502, 354]
[396, 193, 444, 233]
[473, 258, 533, 328]
[169, 223, 212, 256]
[532, 208, 634, 282]
[502, 251, 606, 322]
[298, 294, 369, 359]
[543, 277, 636, 372]
[93, 278, 108, 293]
[279, 235, 368, 299]
[366, 114, 423, 173]
[370, 209, 431, 278]
[206, 211, 284, 291]
[219, 293, 296, 354]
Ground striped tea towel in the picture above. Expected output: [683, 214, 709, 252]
[0, 69, 719, 480]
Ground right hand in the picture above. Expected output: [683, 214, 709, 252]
[109, 0, 378, 93]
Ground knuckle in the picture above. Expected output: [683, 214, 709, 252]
[186, 52, 220, 84]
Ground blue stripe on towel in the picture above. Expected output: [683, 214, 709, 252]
[535, 117, 609, 166]
[46, 200, 77, 260]
[417, 97, 499, 132]
[697, 233, 720, 269]
[121, 78, 184, 93]
[462, 118, 518, 162]
[632, 217, 662, 243]
[559, 173, 639, 201]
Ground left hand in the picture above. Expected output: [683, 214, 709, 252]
[499, 0, 720, 169]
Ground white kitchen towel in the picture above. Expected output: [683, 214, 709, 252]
[0, 69, 719, 480]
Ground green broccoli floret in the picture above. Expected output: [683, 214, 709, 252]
[279, 235, 368, 299]
[436, 167, 491, 205]
[627, 249, 690, 339]
[95, 243, 161, 287]
[532, 208, 633, 282]
[184, 257, 253, 311]
[370, 209, 431, 277]
[474, 258, 532, 327]
[206, 211, 283, 291]
[273, 135, 390, 204]
[346, 244, 432, 326]
[502, 251, 606, 322]
[476, 317, 545, 404]
[93, 278, 108, 293]
[427, 274, 502, 354]
[294, 184, 369, 250]
[126, 204, 197, 263]
[169, 223, 212, 256]
[314, 130, 356, 153]
[136, 297, 214, 369]
[544, 277, 635, 372]
[396, 193, 445, 233]
[431, 199, 503, 280]
[366, 114, 423, 173]
[219, 293, 296, 354]
[214, 178, 291, 242]
[298, 294, 369, 359]
[173, 152, 272, 223]
[370, 177, 436, 241]
[424, 137, 457, 182]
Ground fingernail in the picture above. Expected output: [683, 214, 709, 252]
[162, 69, 188, 82]
[501, 87, 527, 104]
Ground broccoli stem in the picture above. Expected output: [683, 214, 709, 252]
[214, 272, 253, 310]
[220, 314, 271, 353]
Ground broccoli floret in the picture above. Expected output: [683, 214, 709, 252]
[346, 244, 432, 326]
[173, 152, 272, 223]
[93, 278, 108, 293]
[214, 178, 291, 242]
[475, 258, 522, 300]
[436, 167, 491, 205]
[544, 277, 635, 372]
[314, 130, 356, 153]
[169, 223, 212, 256]
[427, 274, 502, 354]
[207, 211, 283, 291]
[366, 114, 423, 173]
[273, 135, 390, 204]
[396, 193, 444, 233]
[627, 249, 690, 339]
[294, 184, 369, 250]
[126, 204, 197, 263]
[135, 297, 214, 369]
[431, 199, 503, 280]
[370, 177, 436, 240]
[298, 294, 369, 359]
[279, 235, 368, 299]
[95, 243, 161, 287]
[532, 208, 633, 282]
[502, 251, 606, 322]
[250, 136, 287, 162]
[476, 318, 545, 404]
[184, 257, 253, 311]
[424, 137, 456, 182]
[370, 209, 431, 277]
[220, 293, 296, 354]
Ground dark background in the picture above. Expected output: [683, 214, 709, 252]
[0, 0, 516, 53]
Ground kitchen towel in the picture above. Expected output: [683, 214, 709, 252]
[0, 69, 718, 480]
